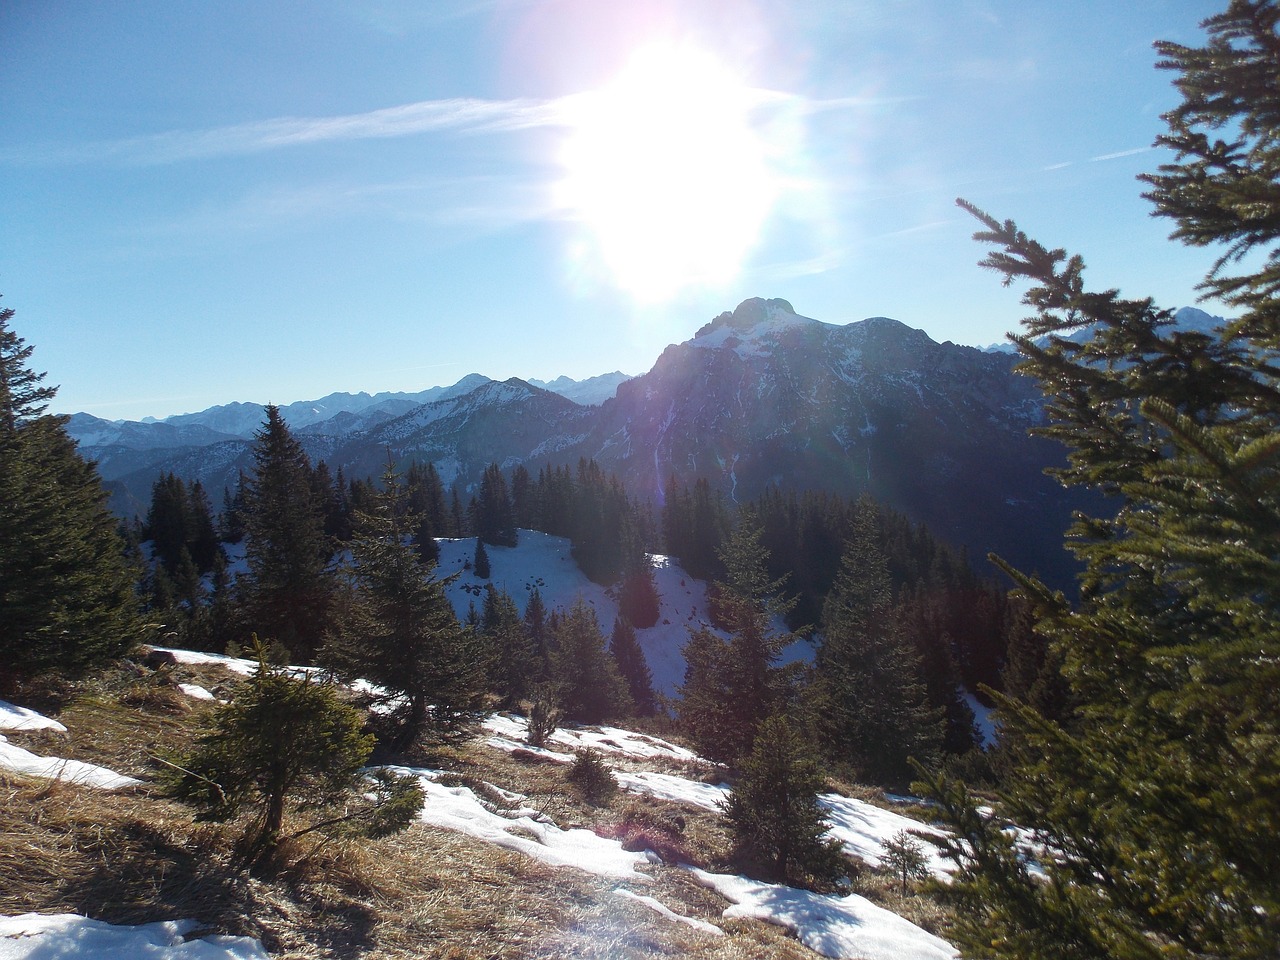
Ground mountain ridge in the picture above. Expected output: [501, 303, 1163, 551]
[71, 298, 1115, 587]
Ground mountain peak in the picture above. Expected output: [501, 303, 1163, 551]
[694, 297, 806, 340]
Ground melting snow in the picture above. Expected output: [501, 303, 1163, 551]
[615, 771, 728, 811]
[613, 888, 724, 937]
[961, 688, 997, 747]
[0, 699, 66, 733]
[0, 736, 140, 790]
[819, 794, 956, 880]
[0, 914, 268, 959]
[0, 700, 138, 790]
[687, 869, 957, 960]
[379, 765, 652, 880]
[177, 683, 217, 701]
[482, 713, 703, 764]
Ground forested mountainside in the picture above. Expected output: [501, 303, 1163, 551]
[73, 299, 1096, 589]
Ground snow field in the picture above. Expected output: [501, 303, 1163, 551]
[482, 712, 702, 764]
[435, 531, 813, 697]
[818, 794, 956, 880]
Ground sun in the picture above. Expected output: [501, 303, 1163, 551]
[557, 44, 779, 302]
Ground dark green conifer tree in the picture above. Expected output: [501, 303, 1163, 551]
[405, 460, 445, 564]
[723, 715, 845, 886]
[524, 586, 549, 670]
[220, 473, 248, 544]
[0, 303, 143, 690]
[473, 537, 491, 579]
[919, 7, 1280, 956]
[241, 405, 333, 661]
[173, 644, 422, 873]
[549, 598, 631, 723]
[145, 473, 191, 574]
[322, 464, 488, 749]
[481, 584, 538, 707]
[609, 616, 656, 716]
[474, 462, 517, 547]
[145, 473, 221, 575]
[510, 464, 534, 529]
[187, 480, 220, 571]
[678, 514, 798, 764]
[810, 500, 942, 785]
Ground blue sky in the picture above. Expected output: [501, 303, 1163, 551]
[2, 0, 1224, 420]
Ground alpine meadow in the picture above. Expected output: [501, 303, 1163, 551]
[1, 2, 1277, 959]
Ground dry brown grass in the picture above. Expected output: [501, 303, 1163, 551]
[1, 668, 957, 958]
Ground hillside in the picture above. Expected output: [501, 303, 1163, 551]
[434, 529, 813, 697]
[1, 654, 961, 959]
[0, 534, 971, 958]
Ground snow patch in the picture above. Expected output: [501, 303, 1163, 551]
[379, 765, 651, 880]
[0, 699, 66, 733]
[0, 736, 140, 790]
[615, 771, 728, 811]
[819, 794, 956, 879]
[961, 688, 997, 747]
[482, 714, 703, 764]
[0, 913, 268, 959]
[687, 869, 957, 960]
[613, 888, 725, 937]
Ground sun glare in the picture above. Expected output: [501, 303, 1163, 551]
[557, 44, 778, 302]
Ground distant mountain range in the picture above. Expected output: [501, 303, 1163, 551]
[69, 299, 1229, 590]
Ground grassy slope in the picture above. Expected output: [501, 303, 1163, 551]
[1, 661, 954, 959]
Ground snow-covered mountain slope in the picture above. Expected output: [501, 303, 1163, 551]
[434, 529, 811, 697]
[529, 371, 633, 406]
[981, 305, 1231, 353]
[575, 297, 1090, 588]
[67, 370, 626, 451]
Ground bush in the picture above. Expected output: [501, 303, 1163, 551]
[526, 691, 562, 749]
[567, 749, 617, 806]
[170, 641, 420, 873]
[882, 830, 930, 895]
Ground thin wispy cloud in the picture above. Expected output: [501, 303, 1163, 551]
[1044, 146, 1152, 172]
[3, 96, 576, 167]
[1089, 146, 1151, 163]
[3, 87, 885, 168]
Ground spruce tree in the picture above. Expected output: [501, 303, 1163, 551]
[524, 586, 550, 670]
[322, 464, 488, 749]
[549, 598, 631, 723]
[723, 715, 845, 886]
[241, 405, 333, 661]
[609, 616, 657, 716]
[473, 462, 517, 547]
[172, 644, 422, 873]
[810, 501, 942, 786]
[0, 303, 143, 690]
[219, 473, 248, 544]
[920, 6, 1280, 957]
[473, 537, 491, 579]
[678, 514, 798, 763]
[481, 584, 538, 707]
